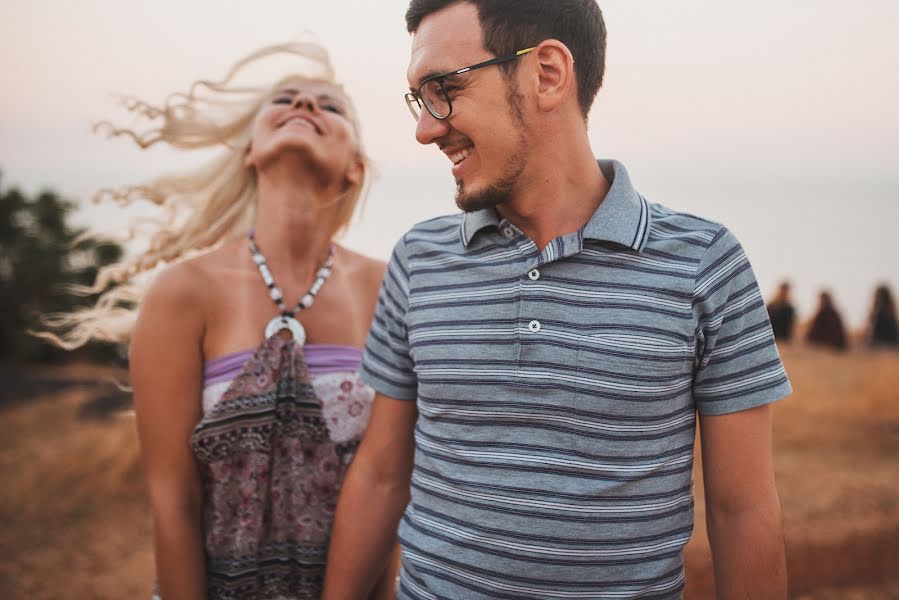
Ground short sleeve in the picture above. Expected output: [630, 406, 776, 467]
[692, 227, 792, 415]
[359, 236, 418, 401]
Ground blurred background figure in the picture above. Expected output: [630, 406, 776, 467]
[806, 291, 848, 351]
[767, 280, 797, 342]
[866, 284, 899, 348]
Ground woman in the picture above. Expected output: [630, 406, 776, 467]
[48, 42, 394, 599]
[806, 290, 848, 351]
[866, 284, 899, 347]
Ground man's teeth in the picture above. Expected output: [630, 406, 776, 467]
[449, 147, 473, 165]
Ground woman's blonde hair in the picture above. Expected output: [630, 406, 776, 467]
[40, 41, 371, 350]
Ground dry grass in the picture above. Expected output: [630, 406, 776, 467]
[1, 348, 897, 599]
[685, 346, 899, 598]
[774, 347, 899, 546]
[0, 366, 153, 599]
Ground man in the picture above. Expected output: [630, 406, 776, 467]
[324, 1, 790, 598]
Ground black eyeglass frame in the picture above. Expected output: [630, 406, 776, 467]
[405, 46, 537, 121]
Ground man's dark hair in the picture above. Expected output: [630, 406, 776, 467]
[406, 0, 607, 117]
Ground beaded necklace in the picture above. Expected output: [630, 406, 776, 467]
[248, 231, 335, 344]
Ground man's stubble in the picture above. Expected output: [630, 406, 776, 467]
[455, 81, 530, 213]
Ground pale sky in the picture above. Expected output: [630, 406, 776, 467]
[1, 0, 898, 327]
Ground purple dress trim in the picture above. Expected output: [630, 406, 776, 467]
[204, 344, 362, 384]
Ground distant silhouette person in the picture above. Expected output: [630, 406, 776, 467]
[867, 284, 899, 347]
[767, 281, 796, 341]
[806, 291, 848, 350]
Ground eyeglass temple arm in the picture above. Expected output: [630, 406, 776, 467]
[451, 47, 537, 76]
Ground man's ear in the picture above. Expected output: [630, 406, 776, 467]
[532, 40, 575, 113]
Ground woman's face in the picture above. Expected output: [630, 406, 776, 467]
[245, 78, 362, 188]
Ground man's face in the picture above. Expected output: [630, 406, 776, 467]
[407, 2, 530, 212]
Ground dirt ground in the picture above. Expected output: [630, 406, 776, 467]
[1, 346, 897, 599]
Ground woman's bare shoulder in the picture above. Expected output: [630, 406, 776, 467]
[141, 243, 241, 318]
[145, 256, 213, 309]
[336, 245, 387, 287]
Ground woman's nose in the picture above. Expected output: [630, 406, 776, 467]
[292, 92, 317, 112]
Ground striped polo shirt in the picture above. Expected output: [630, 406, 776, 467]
[360, 159, 791, 599]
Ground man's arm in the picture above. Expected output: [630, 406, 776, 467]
[699, 403, 787, 599]
[323, 393, 418, 599]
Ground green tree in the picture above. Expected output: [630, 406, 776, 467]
[0, 171, 125, 362]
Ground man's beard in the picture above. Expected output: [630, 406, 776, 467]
[455, 81, 528, 213]
[454, 151, 525, 212]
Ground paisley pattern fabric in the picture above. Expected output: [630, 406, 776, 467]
[185, 336, 372, 600]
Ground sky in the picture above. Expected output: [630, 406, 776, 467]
[1, 0, 898, 328]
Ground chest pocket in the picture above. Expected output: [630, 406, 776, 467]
[575, 332, 693, 408]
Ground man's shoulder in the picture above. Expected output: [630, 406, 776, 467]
[398, 213, 465, 246]
[407, 212, 465, 234]
[384, 213, 465, 264]
[645, 201, 733, 250]
[647, 201, 724, 234]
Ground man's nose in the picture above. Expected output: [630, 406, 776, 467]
[415, 109, 451, 145]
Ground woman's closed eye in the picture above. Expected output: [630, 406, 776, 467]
[271, 94, 346, 116]
[320, 102, 346, 115]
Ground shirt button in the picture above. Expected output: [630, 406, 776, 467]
[502, 227, 515, 238]
[528, 320, 542, 333]
[528, 269, 540, 281]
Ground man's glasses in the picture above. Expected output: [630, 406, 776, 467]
[405, 47, 536, 121]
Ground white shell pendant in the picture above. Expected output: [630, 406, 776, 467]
[248, 232, 333, 348]
[264, 315, 307, 345]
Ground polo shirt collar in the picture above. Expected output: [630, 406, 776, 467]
[460, 205, 500, 247]
[460, 159, 650, 251]
[584, 159, 651, 251]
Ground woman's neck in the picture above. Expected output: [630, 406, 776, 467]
[251, 167, 342, 285]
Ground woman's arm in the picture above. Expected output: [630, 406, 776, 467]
[130, 264, 208, 600]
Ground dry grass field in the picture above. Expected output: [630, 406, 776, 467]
[1, 346, 897, 599]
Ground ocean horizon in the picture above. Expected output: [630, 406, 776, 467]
[45, 161, 897, 333]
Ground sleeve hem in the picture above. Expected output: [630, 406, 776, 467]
[360, 367, 418, 402]
[696, 381, 792, 416]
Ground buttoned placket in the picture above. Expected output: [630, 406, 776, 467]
[497, 218, 547, 350]
[513, 227, 590, 383]
[524, 267, 542, 337]
[497, 222, 541, 375]
[518, 239, 546, 373]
